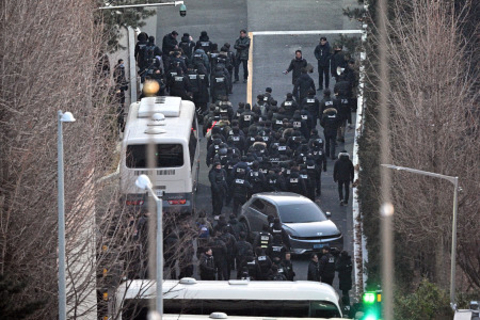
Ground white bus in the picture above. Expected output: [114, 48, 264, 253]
[161, 313, 348, 320]
[120, 96, 200, 214]
[113, 278, 343, 319]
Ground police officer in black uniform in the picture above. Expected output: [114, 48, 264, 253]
[318, 245, 336, 285]
[208, 161, 228, 217]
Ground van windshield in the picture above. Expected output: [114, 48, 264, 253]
[126, 144, 184, 168]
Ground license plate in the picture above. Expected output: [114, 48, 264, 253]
[313, 244, 324, 249]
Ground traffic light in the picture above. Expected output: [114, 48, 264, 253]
[361, 290, 382, 320]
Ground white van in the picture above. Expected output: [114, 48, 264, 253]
[113, 278, 343, 319]
[120, 96, 200, 214]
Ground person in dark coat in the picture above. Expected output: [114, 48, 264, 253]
[199, 247, 216, 280]
[318, 246, 336, 285]
[179, 33, 196, 63]
[255, 247, 273, 280]
[307, 253, 320, 281]
[194, 63, 210, 114]
[208, 162, 228, 216]
[293, 68, 316, 103]
[209, 230, 228, 280]
[162, 30, 179, 65]
[319, 88, 335, 116]
[331, 43, 348, 82]
[269, 265, 287, 281]
[237, 249, 257, 280]
[336, 251, 353, 306]
[135, 32, 149, 73]
[333, 151, 354, 206]
[195, 31, 213, 54]
[320, 105, 341, 160]
[301, 90, 320, 127]
[285, 50, 308, 85]
[234, 29, 250, 83]
[168, 67, 191, 100]
[280, 251, 296, 281]
[314, 37, 332, 90]
[234, 231, 253, 269]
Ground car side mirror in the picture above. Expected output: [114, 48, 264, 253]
[325, 211, 332, 218]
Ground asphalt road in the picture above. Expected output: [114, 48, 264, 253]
[155, 0, 361, 283]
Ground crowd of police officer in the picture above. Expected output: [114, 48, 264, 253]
[133, 29, 246, 116]
[130, 31, 356, 289]
[196, 213, 295, 281]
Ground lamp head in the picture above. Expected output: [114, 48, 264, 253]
[60, 112, 76, 122]
[135, 174, 152, 190]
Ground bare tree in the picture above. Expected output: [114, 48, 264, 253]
[0, 0, 123, 318]
[366, 0, 480, 290]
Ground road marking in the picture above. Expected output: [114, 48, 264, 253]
[247, 32, 254, 106]
[252, 30, 364, 36]
[246, 29, 364, 104]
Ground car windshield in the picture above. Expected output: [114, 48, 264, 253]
[278, 202, 327, 223]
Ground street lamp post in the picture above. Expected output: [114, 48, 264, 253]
[135, 174, 163, 319]
[381, 164, 459, 307]
[57, 111, 76, 320]
[98, 1, 185, 10]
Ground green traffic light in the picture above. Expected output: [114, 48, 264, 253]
[363, 292, 376, 304]
[364, 315, 378, 320]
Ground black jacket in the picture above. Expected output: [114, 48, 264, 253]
[302, 95, 320, 120]
[209, 167, 228, 194]
[234, 36, 251, 61]
[314, 42, 332, 67]
[320, 107, 341, 134]
[293, 74, 316, 102]
[179, 36, 195, 61]
[199, 253, 216, 280]
[318, 253, 336, 280]
[162, 33, 178, 55]
[287, 57, 308, 85]
[307, 260, 319, 281]
[336, 253, 353, 291]
[333, 152, 354, 182]
[195, 34, 213, 54]
[331, 50, 347, 77]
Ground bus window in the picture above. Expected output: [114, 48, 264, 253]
[309, 301, 342, 318]
[126, 144, 184, 168]
[254, 300, 309, 317]
[164, 299, 202, 314]
[202, 300, 254, 316]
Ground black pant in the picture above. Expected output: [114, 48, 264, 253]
[235, 59, 248, 80]
[337, 180, 350, 203]
[321, 275, 334, 286]
[316, 172, 322, 195]
[211, 190, 224, 216]
[318, 64, 330, 89]
[324, 130, 336, 159]
[341, 289, 351, 306]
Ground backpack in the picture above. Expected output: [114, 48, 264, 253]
[193, 53, 205, 69]
[179, 41, 192, 57]
[236, 241, 249, 257]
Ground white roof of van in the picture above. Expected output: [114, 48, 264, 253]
[138, 96, 182, 117]
[124, 97, 195, 144]
[116, 279, 339, 303]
